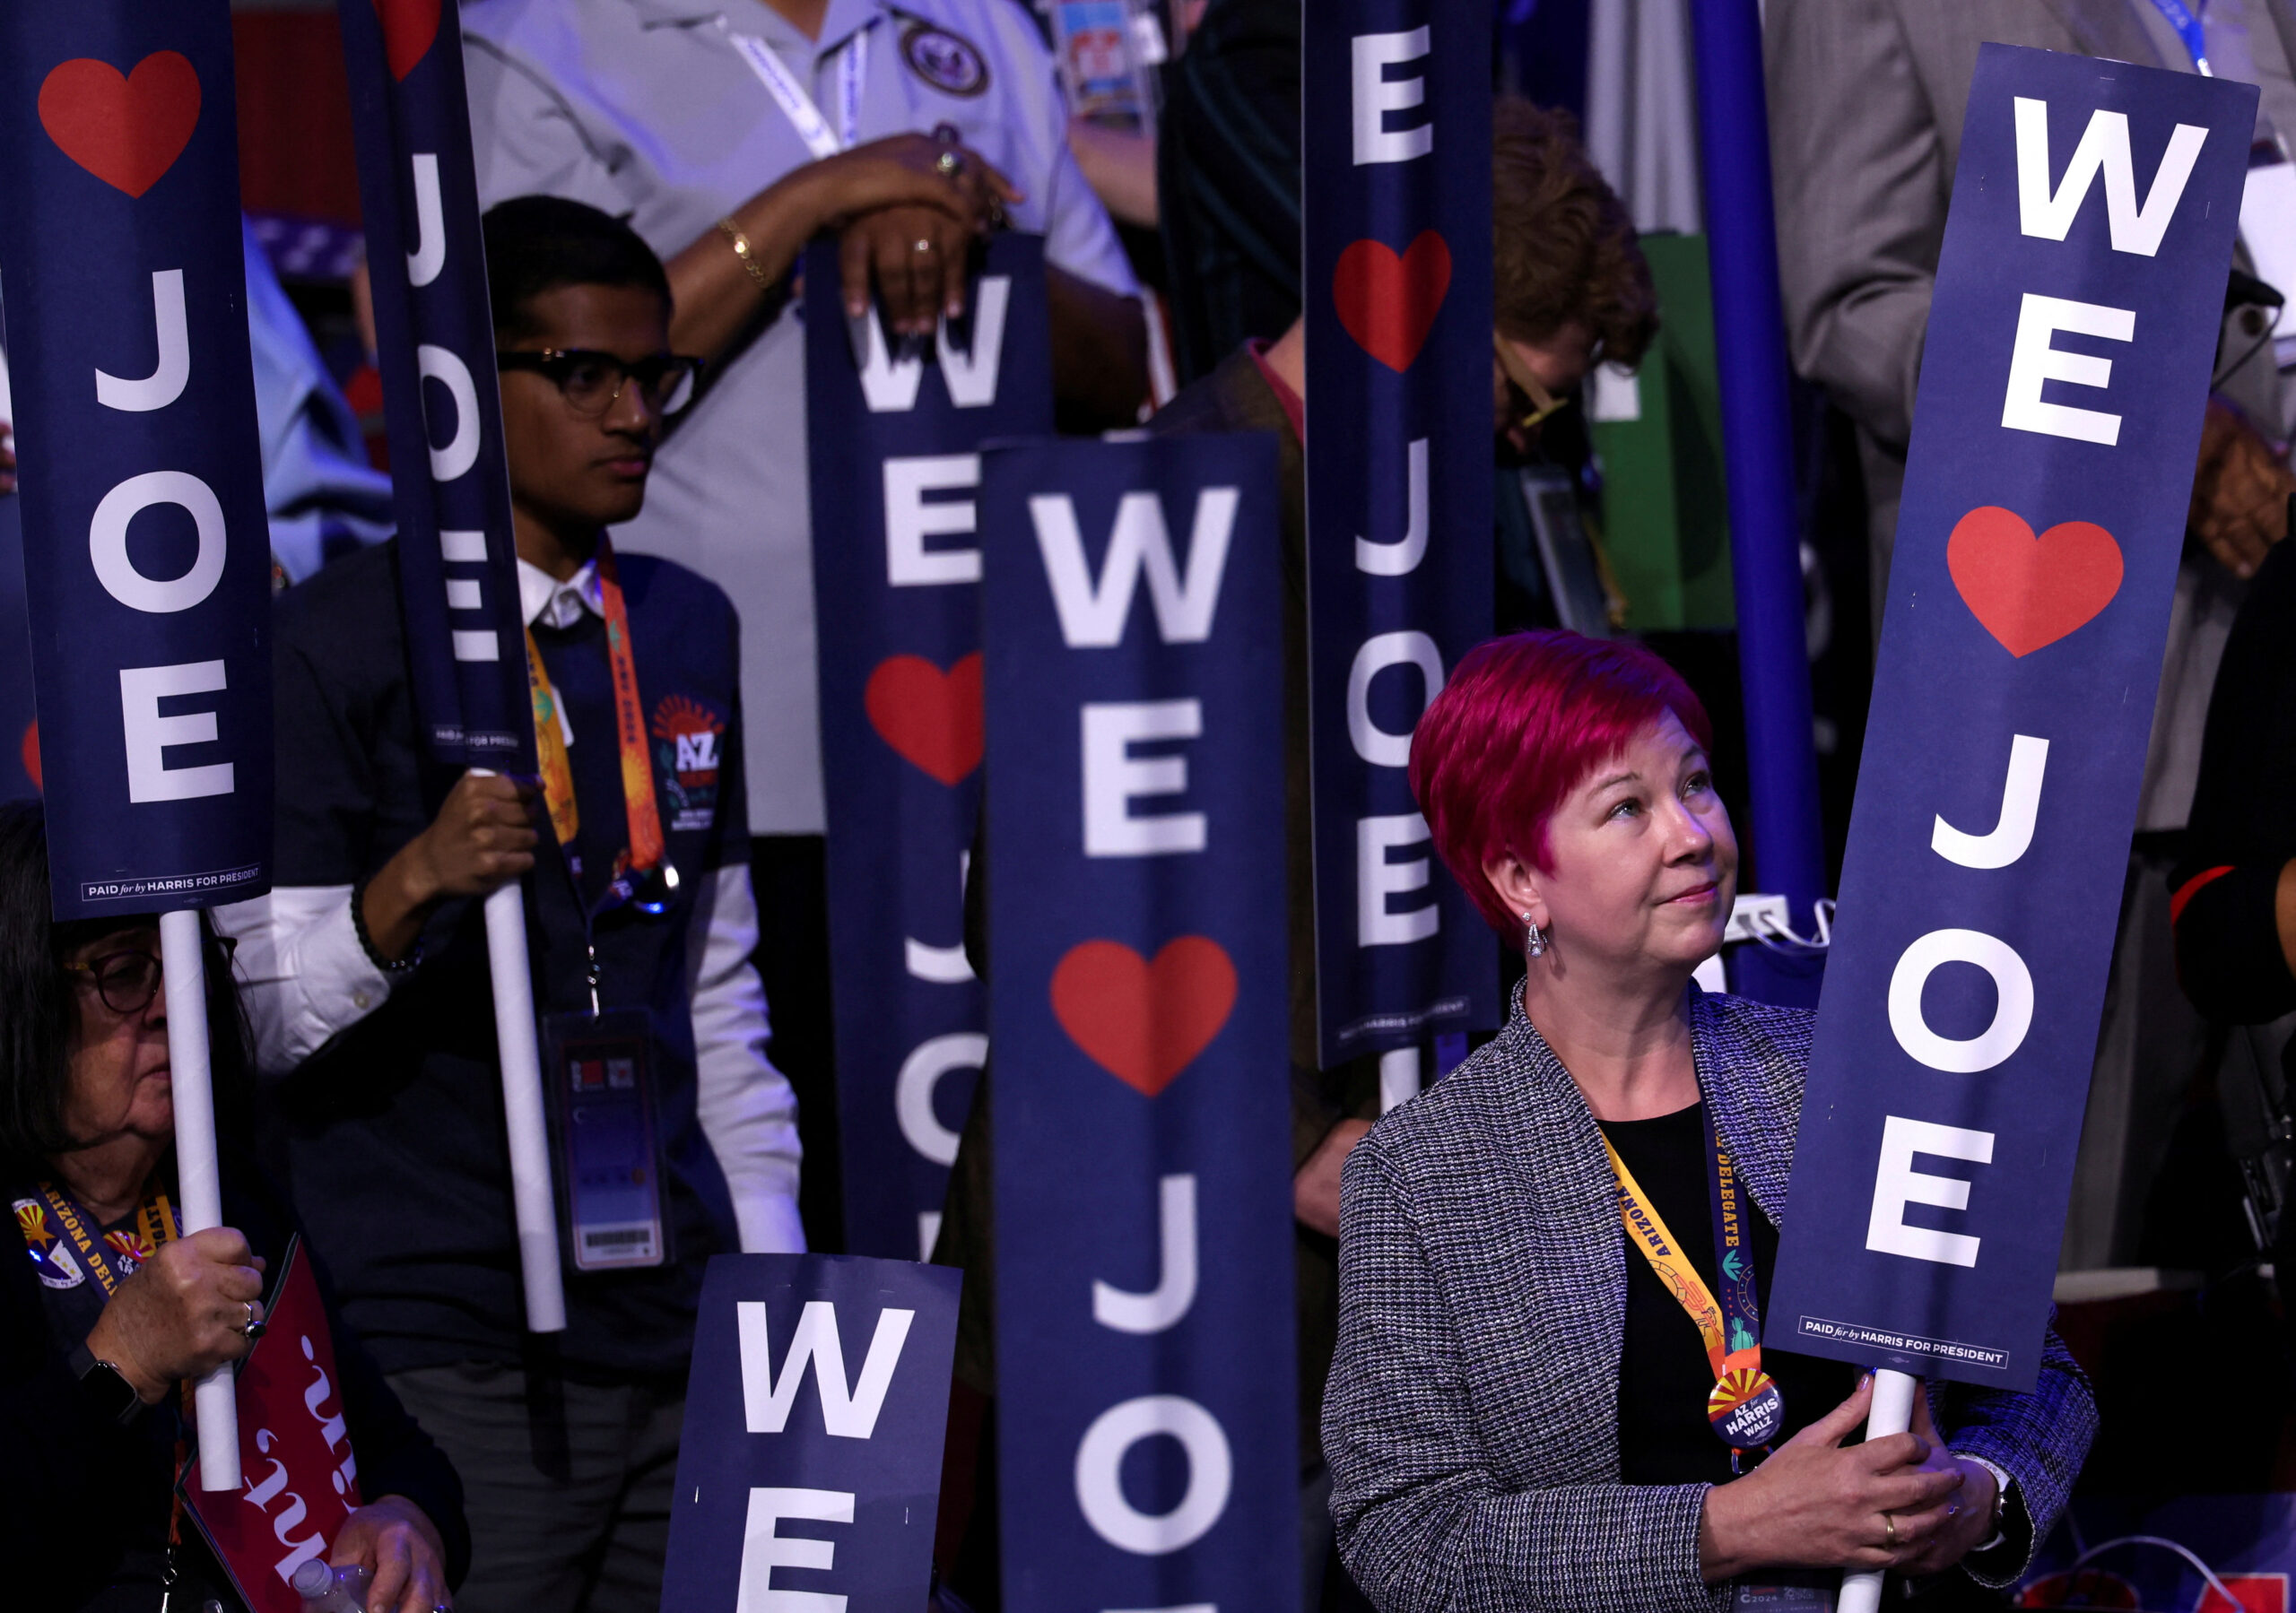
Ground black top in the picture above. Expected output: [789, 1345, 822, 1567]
[2172, 533, 2296, 1022]
[1155, 0, 1301, 384]
[1599, 1102, 1860, 1486]
[265, 540, 749, 1379]
[1, 1153, 468, 1611]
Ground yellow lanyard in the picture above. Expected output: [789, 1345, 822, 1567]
[1601, 1137, 1750, 1382]
[524, 625, 581, 846]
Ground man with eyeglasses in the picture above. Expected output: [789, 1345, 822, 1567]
[217, 196, 801, 1613]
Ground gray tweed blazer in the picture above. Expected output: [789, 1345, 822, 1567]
[1323, 985, 2097, 1612]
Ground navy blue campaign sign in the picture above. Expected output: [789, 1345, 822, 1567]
[805, 234, 1053, 1262]
[663, 1253, 961, 1609]
[1766, 47, 2254, 1392]
[0, 7, 276, 916]
[0, 494, 39, 798]
[981, 435, 1300, 1612]
[338, 0, 532, 766]
[1302, 0, 1495, 1064]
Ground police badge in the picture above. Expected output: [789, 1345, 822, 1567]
[901, 23, 989, 97]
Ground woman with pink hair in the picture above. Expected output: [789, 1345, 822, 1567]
[1320, 630, 2092, 1610]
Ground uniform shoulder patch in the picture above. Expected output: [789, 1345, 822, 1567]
[900, 22, 990, 97]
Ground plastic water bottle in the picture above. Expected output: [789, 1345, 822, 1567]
[290, 1559, 371, 1612]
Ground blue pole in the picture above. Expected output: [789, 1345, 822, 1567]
[1686, 0, 1827, 996]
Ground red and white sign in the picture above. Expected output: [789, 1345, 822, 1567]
[185, 1239, 362, 1613]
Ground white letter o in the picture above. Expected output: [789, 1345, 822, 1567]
[1887, 927, 2034, 1073]
[1346, 630, 1445, 767]
[1074, 1394, 1232, 1556]
[418, 343, 482, 482]
[895, 1032, 983, 1167]
[90, 471, 226, 613]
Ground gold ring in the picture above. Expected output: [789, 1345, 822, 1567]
[1883, 1513, 1897, 1551]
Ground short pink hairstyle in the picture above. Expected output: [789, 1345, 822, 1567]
[1409, 630, 1714, 935]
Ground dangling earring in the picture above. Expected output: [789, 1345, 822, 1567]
[1522, 911, 1548, 958]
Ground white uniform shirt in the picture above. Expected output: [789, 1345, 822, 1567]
[215, 555, 807, 1255]
[461, 0, 1140, 832]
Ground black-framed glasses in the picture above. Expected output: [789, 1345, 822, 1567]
[496, 348, 702, 419]
[64, 934, 238, 1018]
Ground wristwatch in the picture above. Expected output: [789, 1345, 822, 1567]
[69, 1342, 146, 1426]
[1953, 1452, 2014, 1552]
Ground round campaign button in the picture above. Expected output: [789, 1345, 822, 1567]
[1709, 1366, 1785, 1450]
[901, 24, 990, 98]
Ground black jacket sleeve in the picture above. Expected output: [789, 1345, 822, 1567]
[0, 1224, 168, 1607]
[2171, 533, 2296, 1023]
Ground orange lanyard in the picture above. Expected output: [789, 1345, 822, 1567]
[522, 534, 666, 877]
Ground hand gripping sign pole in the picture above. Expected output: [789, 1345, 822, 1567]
[0, 4, 283, 1488]
[1734, 48, 2255, 1613]
[336, 0, 565, 1331]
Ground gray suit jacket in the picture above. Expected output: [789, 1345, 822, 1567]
[1765, 0, 2190, 454]
[1322, 986, 2097, 1612]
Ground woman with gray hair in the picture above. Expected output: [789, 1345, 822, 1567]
[1322, 631, 2094, 1610]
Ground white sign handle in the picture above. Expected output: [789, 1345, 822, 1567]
[471, 767, 567, 1332]
[160, 908, 239, 1491]
[1378, 1045, 1421, 1114]
[1838, 1368, 1919, 1613]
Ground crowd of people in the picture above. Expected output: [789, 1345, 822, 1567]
[9, 0, 2296, 1609]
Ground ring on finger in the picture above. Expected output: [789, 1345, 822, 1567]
[912, 238, 936, 255]
[1882, 1512, 1897, 1551]
[239, 1299, 269, 1340]
[935, 148, 964, 177]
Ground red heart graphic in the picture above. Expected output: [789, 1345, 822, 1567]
[1050, 937, 1239, 1097]
[1945, 506, 2124, 658]
[864, 653, 983, 785]
[372, 0, 443, 82]
[1333, 231, 1453, 373]
[38, 54, 201, 199]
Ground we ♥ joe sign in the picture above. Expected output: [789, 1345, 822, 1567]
[1768, 46, 2255, 1390]
[1301, 0, 1495, 1064]
[338, 0, 535, 766]
[983, 434, 1300, 1612]
[0, 4, 276, 915]
[806, 234, 1052, 1262]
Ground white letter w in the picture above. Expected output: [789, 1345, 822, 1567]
[737, 1300, 915, 1440]
[2014, 97, 2206, 256]
[1030, 487, 1237, 647]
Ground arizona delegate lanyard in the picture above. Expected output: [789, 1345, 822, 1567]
[1602, 1126, 1786, 1465]
[26, 1183, 178, 1296]
[522, 535, 671, 912]
[726, 22, 868, 158]
[2145, 0, 2213, 74]
[520, 540, 675, 1273]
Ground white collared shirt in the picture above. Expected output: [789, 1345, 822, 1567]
[519, 553, 601, 632]
[462, 0, 1138, 832]
[214, 551, 805, 1254]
